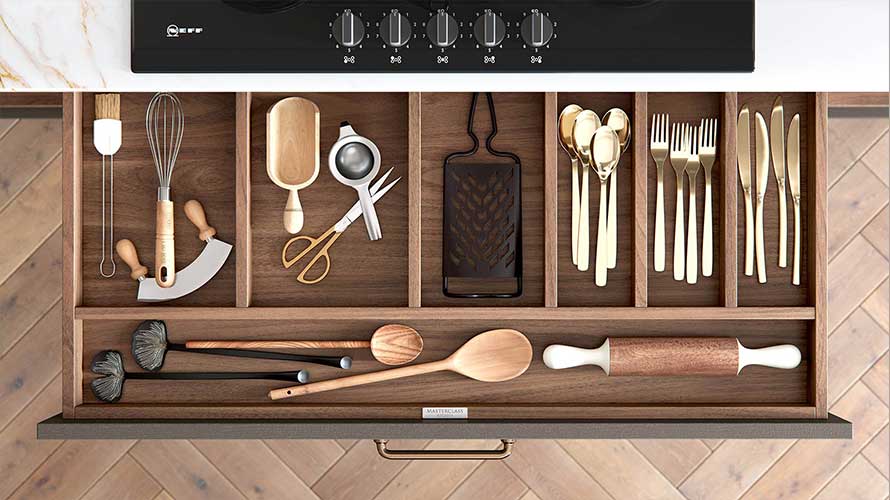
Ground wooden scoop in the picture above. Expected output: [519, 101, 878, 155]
[269, 329, 532, 400]
[267, 97, 320, 234]
[185, 324, 423, 366]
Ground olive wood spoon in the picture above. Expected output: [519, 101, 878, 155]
[269, 329, 532, 400]
[186, 324, 423, 366]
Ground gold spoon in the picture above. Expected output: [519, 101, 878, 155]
[588, 126, 621, 287]
[558, 104, 583, 267]
[602, 108, 631, 270]
[571, 110, 601, 272]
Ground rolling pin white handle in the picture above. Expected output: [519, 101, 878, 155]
[284, 189, 304, 234]
[737, 341, 801, 374]
[543, 341, 610, 375]
[184, 200, 217, 242]
[155, 199, 176, 288]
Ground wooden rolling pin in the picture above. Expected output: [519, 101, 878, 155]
[543, 337, 801, 376]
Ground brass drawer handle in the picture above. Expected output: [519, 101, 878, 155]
[373, 439, 515, 460]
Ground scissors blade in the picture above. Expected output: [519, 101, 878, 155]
[369, 167, 394, 196]
[337, 175, 402, 231]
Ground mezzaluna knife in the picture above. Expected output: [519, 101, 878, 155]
[737, 105, 754, 277]
[754, 112, 770, 284]
[770, 97, 788, 268]
[787, 114, 802, 286]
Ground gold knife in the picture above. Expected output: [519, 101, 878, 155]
[754, 111, 769, 284]
[787, 114, 801, 286]
[737, 105, 754, 277]
[770, 96, 788, 268]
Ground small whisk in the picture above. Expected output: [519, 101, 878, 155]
[145, 92, 184, 288]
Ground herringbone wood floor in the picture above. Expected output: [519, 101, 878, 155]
[0, 108, 887, 500]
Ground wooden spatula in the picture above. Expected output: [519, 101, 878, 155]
[269, 329, 532, 400]
[267, 97, 320, 234]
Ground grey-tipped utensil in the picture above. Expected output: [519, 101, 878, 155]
[130, 320, 351, 371]
[90, 350, 309, 403]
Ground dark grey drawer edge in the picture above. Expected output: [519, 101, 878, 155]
[38, 414, 851, 440]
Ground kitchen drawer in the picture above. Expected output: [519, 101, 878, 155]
[40, 92, 850, 441]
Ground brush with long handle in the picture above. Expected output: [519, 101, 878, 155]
[146, 92, 184, 288]
[94, 94, 121, 278]
[131, 320, 352, 371]
[90, 350, 308, 403]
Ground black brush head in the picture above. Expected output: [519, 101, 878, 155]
[90, 350, 126, 403]
[131, 320, 168, 371]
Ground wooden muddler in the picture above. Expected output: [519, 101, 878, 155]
[543, 337, 801, 376]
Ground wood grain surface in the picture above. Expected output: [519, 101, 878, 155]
[609, 337, 738, 376]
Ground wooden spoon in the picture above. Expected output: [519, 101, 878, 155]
[185, 324, 423, 366]
[269, 329, 532, 400]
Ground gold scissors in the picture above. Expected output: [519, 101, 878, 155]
[282, 168, 400, 284]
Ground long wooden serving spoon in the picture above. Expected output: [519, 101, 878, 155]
[186, 324, 423, 366]
[269, 329, 533, 400]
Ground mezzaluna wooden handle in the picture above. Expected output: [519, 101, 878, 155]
[186, 340, 371, 349]
[155, 199, 175, 288]
[184, 199, 216, 241]
[270, 359, 451, 400]
[115, 239, 148, 281]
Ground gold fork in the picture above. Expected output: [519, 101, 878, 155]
[650, 114, 670, 272]
[685, 126, 701, 285]
[669, 123, 689, 281]
[699, 118, 718, 277]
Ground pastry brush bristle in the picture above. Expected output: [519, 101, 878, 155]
[95, 94, 120, 121]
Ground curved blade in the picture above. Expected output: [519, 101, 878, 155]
[138, 239, 232, 302]
[787, 114, 801, 197]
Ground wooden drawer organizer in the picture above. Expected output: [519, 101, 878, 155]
[61, 92, 829, 424]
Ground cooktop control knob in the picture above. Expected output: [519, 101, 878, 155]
[332, 11, 365, 48]
[473, 11, 506, 48]
[426, 11, 459, 48]
[380, 10, 412, 48]
[520, 11, 554, 47]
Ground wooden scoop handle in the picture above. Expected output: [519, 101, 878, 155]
[155, 200, 175, 288]
[184, 199, 216, 241]
[270, 359, 451, 400]
[115, 239, 148, 281]
[186, 340, 371, 349]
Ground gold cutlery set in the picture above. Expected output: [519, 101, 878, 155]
[651, 114, 719, 284]
[558, 105, 631, 287]
[738, 97, 801, 285]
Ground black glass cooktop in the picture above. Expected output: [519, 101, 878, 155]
[131, 0, 754, 72]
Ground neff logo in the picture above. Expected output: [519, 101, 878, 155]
[166, 24, 204, 38]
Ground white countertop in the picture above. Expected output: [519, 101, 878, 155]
[1, 0, 888, 91]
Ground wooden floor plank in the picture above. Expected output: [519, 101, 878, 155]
[827, 162, 889, 259]
[814, 455, 889, 500]
[828, 235, 890, 332]
[0, 376, 63, 500]
[560, 440, 684, 500]
[863, 352, 890, 406]
[0, 228, 62, 357]
[863, 280, 890, 331]
[679, 439, 796, 500]
[863, 207, 890, 259]
[629, 440, 711, 486]
[129, 441, 244, 500]
[863, 426, 890, 480]
[311, 441, 426, 500]
[827, 308, 889, 404]
[0, 118, 62, 209]
[10, 439, 134, 500]
[863, 131, 890, 186]
[741, 382, 888, 500]
[80, 455, 162, 500]
[503, 440, 610, 500]
[152, 491, 174, 500]
[700, 439, 723, 450]
[519, 490, 542, 500]
[447, 461, 528, 500]
[0, 118, 20, 140]
[0, 154, 62, 285]
[262, 440, 345, 486]
[374, 441, 491, 500]
[828, 117, 888, 186]
[192, 440, 319, 500]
